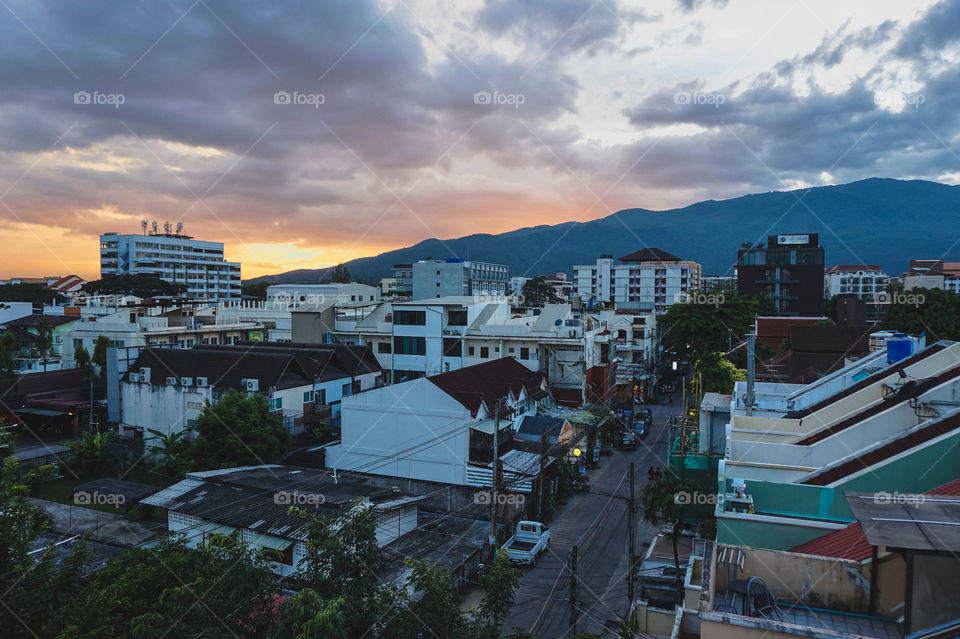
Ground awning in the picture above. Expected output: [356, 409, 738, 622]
[247, 532, 293, 552]
[471, 418, 514, 434]
[12, 408, 70, 417]
[199, 522, 236, 537]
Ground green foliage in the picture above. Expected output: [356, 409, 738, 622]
[691, 352, 746, 400]
[36, 316, 54, 371]
[477, 549, 522, 631]
[640, 469, 700, 582]
[0, 330, 17, 385]
[388, 558, 466, 638]
[882, 287, 960, 341]
[521, 276, 562, 307]
[73, 344, 91, 369]
[273, 591, 349, 639]
[241, 281, 270, 299]
[329, 263, 351, 283]
[65, 430, 118, 480]
[91, 335, 111, 380]
[658, 291, 758, 363]
[146, 428, 192, 478]
[188, 389, 289, 469]
[0, 283, 62, 306]
[84, 274, 186, 298]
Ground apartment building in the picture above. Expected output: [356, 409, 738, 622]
[411, 258, 509, 299]
[573, 249, 701, 313]
[737, 233, 824, 315]
[902, 258, 960, 292]
[322, 298, 618, 406]
[100, 226, 241, 300]
[823, 264, 889, 299]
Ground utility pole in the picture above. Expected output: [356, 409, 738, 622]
[538, 431, 547, 520]
[568, 545, 579, 637]
[491, 397, 501, 545]
[627, 462, 636, 604]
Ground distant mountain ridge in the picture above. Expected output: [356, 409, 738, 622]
[247, 178, 960, 285]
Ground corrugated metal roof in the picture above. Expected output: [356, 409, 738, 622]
[140, 478, 204, 508]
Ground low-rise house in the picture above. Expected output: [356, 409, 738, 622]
[1, 313, 81, 373]
[325, 357, 550, 488]
[266, 282, 381, 306]
[141, 465, 423, 578]
[513, 415, 574, 445]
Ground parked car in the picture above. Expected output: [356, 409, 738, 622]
[620, 430, 637, 450]
[635, 408, 652, 439]
[502, 520, 550, 565]
[571, 475, 591, 493]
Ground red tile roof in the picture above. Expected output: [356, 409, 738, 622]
[789, 478, 960, 560]
[427, 357, 545, 417]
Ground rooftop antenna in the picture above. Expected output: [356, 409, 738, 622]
[176, 221, 183, 235]
[163, 221, 172, 234]
[141, 219, 148, 234]
[151, 221, 158, 235]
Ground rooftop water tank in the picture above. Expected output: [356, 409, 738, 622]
[886, 333, 912, 364]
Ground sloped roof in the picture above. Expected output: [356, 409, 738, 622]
[618, 248, 682, 263]
[6, 314, 80, 328]
[790, 478, 960, 560]
[129, 347, 312, 391]
[824, 265, 884, 273]
[531, 304, 570, 333]
[427, 358, 546, 418]
[198, 342, 382, 380]
[515, 415, 567, 440]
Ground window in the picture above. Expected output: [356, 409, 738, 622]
[351, 295, 356, 301]
[394, 336, 426, 355]
[377, 341, 392, 353]
[394, 310, 426, 325]
[269, 397, 283, 411]
[480, 346, 489, 358]
[73, 339, 83, 349]
[342, 382, 353, 397]
[303, 390, 314, 403]
[436, 282, 440, 287]
[447, 309, 467, 326]
[352, 379, 361, 394]
[317, 389, 326, 405]
[468, 346, 475, 356]
[442, 338, 462, 357]
[520, 347, 530, 359]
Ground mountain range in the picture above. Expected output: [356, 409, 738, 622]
[247, 178, 960, 285]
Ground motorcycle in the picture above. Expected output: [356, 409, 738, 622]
[571, 475, 591, 493]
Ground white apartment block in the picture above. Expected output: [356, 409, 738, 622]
[100, 227, 241, 299]
[411, 259, 509, 299]
[823, 265, 889, 299]
[573, 249, 701, 313]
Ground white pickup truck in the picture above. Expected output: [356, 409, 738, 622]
[502, 521, 550, 566]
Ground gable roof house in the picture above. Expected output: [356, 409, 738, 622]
[325, 357, 551, 488]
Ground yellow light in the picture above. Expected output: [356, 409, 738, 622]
[573, 448, 582, 457]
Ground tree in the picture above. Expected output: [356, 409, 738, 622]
[35, 316, 53, 372]
[91, 335, 112, 380]
[521, 276, 562, 307]
[658, 292, 758, 363]
[386, 559, 466, 638]
[691, 352, 746, 400]
[329, 263, 351, 283]
[0, 283, 61, 306]
[241, 281, 270, 299]
[882, 287, 960, 341]
[0, 330, 17, 389]
[65, 429, 118, 480]
[74, 344, 91, 369]
[146, 428, 192, 478]
[189, 389, 289, 469]
[273, 591, 349, 639]
[85, 274, 187, 298]
[640, 469, 699, 589]
[476, 549, 522, 633]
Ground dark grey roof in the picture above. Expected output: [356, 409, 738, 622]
[129, 347, 312, 391]
[846, 491, 960, 552]
[618, 248, 682, 263]
[200, 342, 383, 380]
[515, 415, 567, 440]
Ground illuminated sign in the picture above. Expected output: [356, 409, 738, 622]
[777, 234, 809, 245]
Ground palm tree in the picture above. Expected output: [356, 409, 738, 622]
[639, 468, 697, 588]
[35, 317, 53, 372]
[146, 428, 192, 478]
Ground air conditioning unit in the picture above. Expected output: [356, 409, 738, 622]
[165, 376, 178, 385]
[139, 367, 151, 383]
[180, 377, 193, 386]
[243, 379, 259, 392]
[196, 376, 208, 386]
[128, 372, 141, 383]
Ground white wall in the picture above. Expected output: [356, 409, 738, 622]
[327, 378, 473, 485]
[0, 301, 34, 324]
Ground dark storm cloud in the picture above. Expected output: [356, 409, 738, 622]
[676, 0, 728, 14]
[894, 0, 960, 58]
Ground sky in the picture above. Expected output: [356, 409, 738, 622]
[1, 0, 958, 279]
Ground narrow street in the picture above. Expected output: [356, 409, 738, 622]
[503, 402, 675, 638]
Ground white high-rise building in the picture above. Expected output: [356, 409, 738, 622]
[99, 223, 241, 300]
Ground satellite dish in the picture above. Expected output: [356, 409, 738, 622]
[554, 318, 563, 326]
